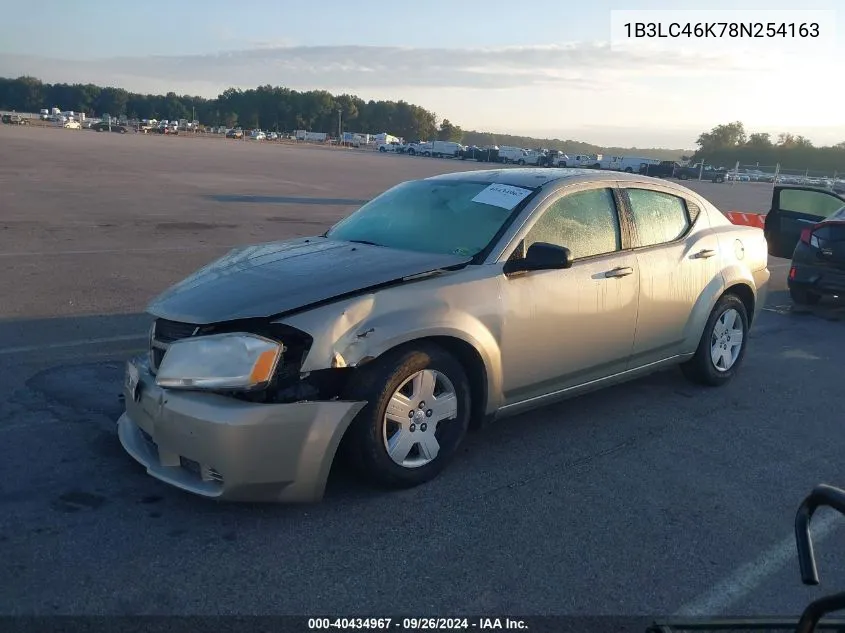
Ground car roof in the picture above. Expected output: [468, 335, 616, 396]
[426, 168, 678, 190]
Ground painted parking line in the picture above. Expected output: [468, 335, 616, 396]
[674, 512, 843, 616]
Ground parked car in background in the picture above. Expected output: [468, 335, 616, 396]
[640, 161, 681, 178]
[91, 121, 128, 134]
[1, 114, 29, 125]
[764, 185, 845, 305]
[225, 128, 244, 139]
[63, 120, 81, 129]
[675, 163, 727, 183]
[118, 168, 769, 504]
[460, 145, 500, 163]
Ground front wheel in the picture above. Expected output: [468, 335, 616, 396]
[341, 343, 471, 490]
[517, 159, 525, 166]
[680, 294, 749, 386]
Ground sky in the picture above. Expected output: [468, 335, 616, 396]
[0, 0, 842, 149]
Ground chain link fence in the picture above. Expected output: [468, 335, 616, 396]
[726, 163, 843, 190]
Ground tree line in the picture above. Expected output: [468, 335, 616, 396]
[0, 76, 458, 142]
[693, 121, 845, 173]
[2, 76, 843, 171]
[0, 75, 687, 159]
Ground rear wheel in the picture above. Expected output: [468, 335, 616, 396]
[790, 286, 821, 305]
[681, 294, 748, 387]
[341, 344, 471, 489]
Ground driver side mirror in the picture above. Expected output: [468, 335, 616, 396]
[503, 242, 573, 275]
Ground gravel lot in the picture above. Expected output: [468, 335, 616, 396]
[1, 124, 844, 619]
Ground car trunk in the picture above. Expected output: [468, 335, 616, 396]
[812, 222, 845, 267]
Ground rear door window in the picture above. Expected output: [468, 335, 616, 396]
[626, 188, 691, 248]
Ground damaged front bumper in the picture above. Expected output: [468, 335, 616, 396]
[117, 356, 366, 503]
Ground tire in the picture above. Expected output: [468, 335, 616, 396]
[379, 146, 386, 152]
[341, 343, 471, 490]
[408, 149, 416, 156]
[560, 161, 567, 168]
[680, 293, 749, 387]
[517, 159, 525, 166]
[624, 167, 633, 173]
[713, 175, 725, 183]
[789, 286, 821, 305]
[678, 172, 689, 180]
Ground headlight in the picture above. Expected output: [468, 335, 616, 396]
[155, 332, 284, 391]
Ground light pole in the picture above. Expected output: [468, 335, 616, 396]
[337, 109, 342, 144]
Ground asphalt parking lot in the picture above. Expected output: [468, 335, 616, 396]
[1, 125, 844, 618]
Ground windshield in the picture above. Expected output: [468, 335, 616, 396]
[325, 179, 537, 256]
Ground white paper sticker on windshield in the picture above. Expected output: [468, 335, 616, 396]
[471, 183, 533, 210]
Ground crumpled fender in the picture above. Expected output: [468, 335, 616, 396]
[276, 289, 505, 414]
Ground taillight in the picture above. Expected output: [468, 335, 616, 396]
[800, 225, 822, 248]
[789, 267, 796, 280]
[800, 227, 813, 244]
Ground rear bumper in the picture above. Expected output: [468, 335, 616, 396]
[752, 267, 770, 322]
[789, 262, 845, 296]
[118, 356, 366, 503]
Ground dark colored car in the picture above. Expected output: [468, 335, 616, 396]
[640, 160, 680, 178]
[675, 164, 727, 183]
[92, 121, 128, 134]
[459, 146, 500, 163]
[764, 185, 845, 304]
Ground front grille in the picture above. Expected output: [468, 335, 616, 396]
[154, 319, 200, 343]
[150, 318, 200, 373]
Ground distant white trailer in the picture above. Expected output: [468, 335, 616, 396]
[601, 155, 660, 173]
[429, 140, 463, 158]
[498, 146, 526, 164]
[295, 130, 327, 142]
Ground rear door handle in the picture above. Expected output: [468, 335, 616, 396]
[605, 266, 634, 278]
[692, 248, 717, 259]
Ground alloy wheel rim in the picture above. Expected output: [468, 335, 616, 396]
[710, 308, 744, 372]
[382, 369, 458, 469]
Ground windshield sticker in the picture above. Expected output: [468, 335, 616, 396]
[471, 183, 533, 210]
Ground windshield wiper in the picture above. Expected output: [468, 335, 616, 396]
[347, 239, 383, 247]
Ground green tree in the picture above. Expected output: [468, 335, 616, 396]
[746, 132, 773, 148]
[696, 121, 746, 153]
[438, 119, 463, 142]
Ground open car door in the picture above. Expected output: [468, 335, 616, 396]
[764, 186, 845, 258]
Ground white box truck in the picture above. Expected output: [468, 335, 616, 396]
[429, 140, 463, 158]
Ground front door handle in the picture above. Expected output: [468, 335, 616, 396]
[692, 248, 717, 259]
[605, 266, 634, 278]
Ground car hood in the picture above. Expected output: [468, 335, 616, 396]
[147, 237, 473, 324]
